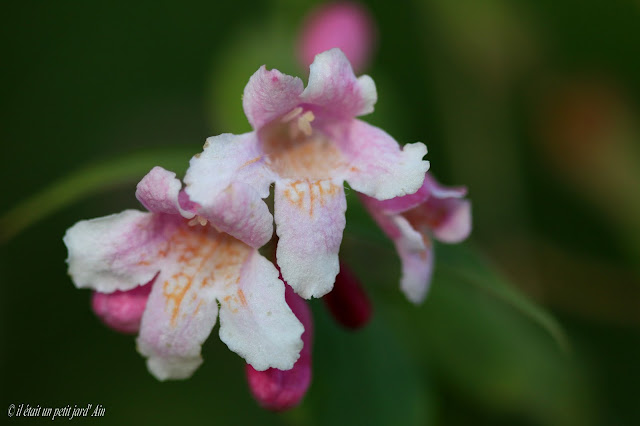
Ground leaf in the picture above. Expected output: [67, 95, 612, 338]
[436, 242, 570, 354]
[0, 148, 194, 243]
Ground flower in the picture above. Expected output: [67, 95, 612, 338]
[185, 48, 429, 299]
[246, 282, 313, 411]
[361, 173, 472, 303]
[298, 2, 376, 73]
[63, 166, 304, 380]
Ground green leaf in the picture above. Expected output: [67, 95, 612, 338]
[0, 148, 194, 243]
[436, 242, 570, 354]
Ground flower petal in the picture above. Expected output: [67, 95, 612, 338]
[274, 178, 346, 299]
[301, 48, 377, 118]
[135, 166, 195, 218]
[219, 252, 304, 371]
[360, 174, 433, 215]
[420, 174, 472, 243]
[391, 216, 433, 304]
[185, 133, 274, 248]
[427, 197, 472, 243]
[199, 181, 274, 249]
[64, 210, 176, 293]
[246, 284, 313, 411]
[243, 66, 305, 130]
[396, 236, 434, 305]
[425, 173, 468, 199]
[361, 200, 433, 304]
[337, 119, 429, 200]
[137, 228, 252, 380]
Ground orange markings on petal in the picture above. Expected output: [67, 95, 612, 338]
[240, 156, 263, 169]
[159, 225, 253, 324]
[162, 275, 193, 326]
[193, 299, 204, 316]
[283, 179, 341, 217]
[237, 289, 248, 306]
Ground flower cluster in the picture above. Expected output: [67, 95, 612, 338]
[64, 48, 470, 410]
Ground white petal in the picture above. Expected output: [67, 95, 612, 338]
[219, 252, 304, 371]
[274, 178, 346, 299]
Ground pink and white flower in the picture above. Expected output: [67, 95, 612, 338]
[361, 173, 472, 303]
[185, 48, 429, 299]
[64, 166, 304, 380]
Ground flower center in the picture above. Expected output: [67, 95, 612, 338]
[187, 215, 208, 227]
[261, 107, 345, 179]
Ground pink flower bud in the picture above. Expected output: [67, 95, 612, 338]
[246, 284, 313, 411]
[91, 281, 153, 334]
[298, 2, 376, 73]
[323, 261, 372, 329]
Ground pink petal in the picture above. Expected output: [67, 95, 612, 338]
[198, 181, 274, 249]
[91, 280, 154, 334]
[425, 197, 472, 243]
[274, 178, 347, 299]
[336, 119, 429, 200]
[300, 48, 377, 119]
[298, 2, 376, 73]
[361, 174, 433, 215]
[135, 166, 195, 218]
[424, 173, 468, 199]
[243, 66, 305, 130]
[396, 233, 434, 304]
[323, 261, 372, 329]
[361, 203, 434, 304]
[64, 211, 179, 293]
[184, 133, 274, 248]
[419, 174, 471, 243]
[137, 227, 303, 380]
[246, 285, 313, 411]
[391, 215, 433, 303]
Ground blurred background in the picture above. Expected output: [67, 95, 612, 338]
[1, 0, 639, 425]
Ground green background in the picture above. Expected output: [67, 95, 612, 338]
[2, 1, 639, 425]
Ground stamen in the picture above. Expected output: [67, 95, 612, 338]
[297, 111, 315, 136]
[281, 107, 303, 123]
[187, 216, 208, 227]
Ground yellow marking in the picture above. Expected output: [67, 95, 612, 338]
[239, 156, 262, 169]
[237, 289, 248, 306]
[283, 179, 340, 217]
[159, 222, 254, 325]
[193, 299, 204, 316]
